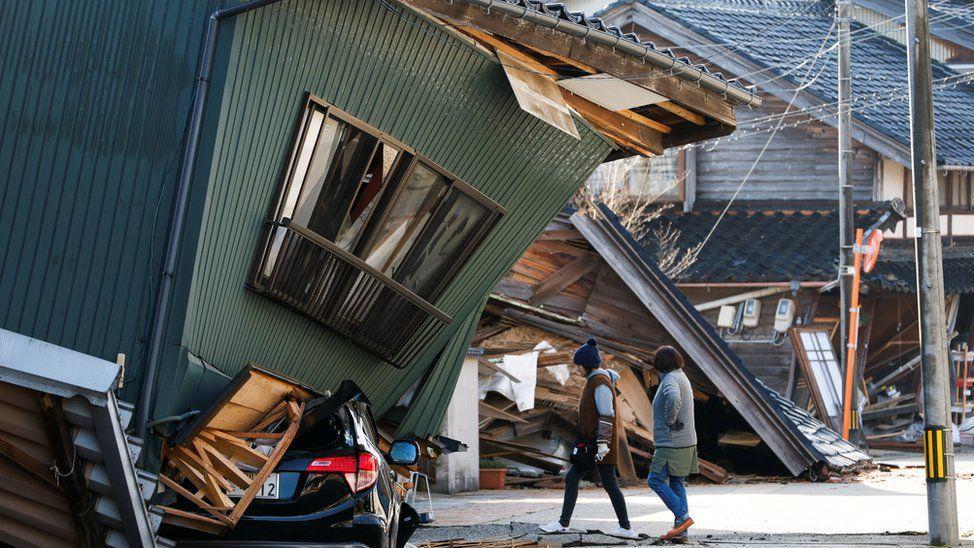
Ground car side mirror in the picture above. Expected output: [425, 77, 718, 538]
[388, 440, 420, 466]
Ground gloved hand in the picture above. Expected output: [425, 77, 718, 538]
[596, 442, 609, 461]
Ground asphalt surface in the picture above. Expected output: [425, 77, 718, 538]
[410, 451, 974, 547]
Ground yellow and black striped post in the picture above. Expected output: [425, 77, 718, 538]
[923, 426, 948, 482]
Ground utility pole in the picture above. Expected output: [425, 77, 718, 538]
[905, 0, 960, 544]
[836, 0, 858, 441]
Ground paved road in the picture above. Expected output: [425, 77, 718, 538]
[413, 451, 974, 546]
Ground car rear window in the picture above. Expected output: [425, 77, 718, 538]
[290, 405, 354, 452]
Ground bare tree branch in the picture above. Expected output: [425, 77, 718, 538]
[573, 154, 699, 278]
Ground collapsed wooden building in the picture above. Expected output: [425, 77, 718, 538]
[635, 207, 974, 449]
[468, 206, 869, 485]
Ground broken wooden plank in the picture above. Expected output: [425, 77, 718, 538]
[195, 437, 253, 490]
[718, 430, 762, 448]
[698, 458, 731, 483]
[228, 402, 304, 523]
[478, 357, 522, 383]
[199, 429, 270, 468]
[158, 475, 234, 525]
[528, 254, 599, 306]
[479, 401, 529, 424]
[250, 400, 290, 432]
[172, 447, 234, 508]
[536, 351, 573, 367]
[158, 506, 227, 535]
[616, 367, 654, 433]
[216, 431, 285, 440]
[616, 430, 639, 486]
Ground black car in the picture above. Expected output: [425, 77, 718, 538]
[163, 380, 422, 548]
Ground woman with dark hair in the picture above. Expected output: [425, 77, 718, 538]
[539, 338, 639, 540]
[649, 345, 697, 541]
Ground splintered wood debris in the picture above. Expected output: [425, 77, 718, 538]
[156, 366, 316, 534]
[474, 324, 731, 485]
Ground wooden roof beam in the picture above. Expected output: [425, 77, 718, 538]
[656, 101, 706, 126]
[458, 26, 667, 155]
[522, 42, 707, 127]
[561, 90, 664, 156]
[405, 0, 738, 126]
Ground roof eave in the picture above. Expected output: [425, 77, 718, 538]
[856, 0, 974, 52]
[0, 327, 120, 405]
[617, 1, 921, 167]
[450, 0, 760, 107]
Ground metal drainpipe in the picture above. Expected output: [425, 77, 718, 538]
[135, 0, 287, 439]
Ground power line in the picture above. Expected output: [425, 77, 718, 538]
[695, 20, 838, 252]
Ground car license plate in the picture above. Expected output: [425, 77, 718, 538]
[229, 473, 279, 500]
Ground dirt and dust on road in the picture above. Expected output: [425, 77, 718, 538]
[409, 451, 974, 547]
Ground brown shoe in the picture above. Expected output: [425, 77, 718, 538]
[661, 517, 693, 540]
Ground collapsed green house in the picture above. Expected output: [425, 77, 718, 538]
[0, 1, 759, 542]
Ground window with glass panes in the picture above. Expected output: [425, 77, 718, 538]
[257, 97, 503, 304]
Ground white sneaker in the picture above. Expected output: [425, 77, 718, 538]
[539, 521, 571, 533]
[606, 525, 640, 540]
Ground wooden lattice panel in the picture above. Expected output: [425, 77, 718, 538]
[157, 367, 315, 534]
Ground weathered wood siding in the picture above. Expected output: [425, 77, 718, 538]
[694, 96, 878, 203]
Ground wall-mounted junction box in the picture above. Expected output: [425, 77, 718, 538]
[741, 298, 761, 327]
[717, 305, 737, 328]
[774, 298, 796, 333]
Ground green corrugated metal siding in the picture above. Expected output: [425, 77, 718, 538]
[396, 296, 485, 438]
[0, 0, 222, 400]
[180, 0, 611, 415]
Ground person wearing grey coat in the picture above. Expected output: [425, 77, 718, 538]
[648, 346, 698, 541]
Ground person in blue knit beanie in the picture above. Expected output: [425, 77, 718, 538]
[540, 337, 638, 540]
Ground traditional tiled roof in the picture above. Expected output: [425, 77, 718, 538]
[607, 0, 974, 166]
[461, 0, 755, 97]
[636, 206, 974, 293]
[759, 378, 872, 471]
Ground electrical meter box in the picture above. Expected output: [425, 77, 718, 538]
[774, 298, 796, 333]
[741, 298, 761, 327]
[717, 305, 737, 328]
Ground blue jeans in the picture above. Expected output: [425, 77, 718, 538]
[647, 464, 689, 521]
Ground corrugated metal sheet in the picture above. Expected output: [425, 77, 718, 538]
[395, 296, 486, 437]
[178, 0, 611, 416]
[0, 0, 223, 401]
[0, 327, 164, 546]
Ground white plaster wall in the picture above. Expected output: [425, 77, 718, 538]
[433, 357, 480, 494]
[561, 0, 612, 14]
[880, 158, 905, 201]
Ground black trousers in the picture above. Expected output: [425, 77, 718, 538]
[558, 463, 631, 529]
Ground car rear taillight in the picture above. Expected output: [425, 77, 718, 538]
[307, 453, 378, 493]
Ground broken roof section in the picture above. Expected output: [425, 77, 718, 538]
[403, 0, 762, 156]
[570, 205, 869, 474]
[0, 328, 163, 547]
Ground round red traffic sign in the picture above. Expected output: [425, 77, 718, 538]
[862, 229, 884, 273]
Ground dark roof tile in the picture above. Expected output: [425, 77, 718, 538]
[614, 0, 974, 166]
[486, 0, 755, 95]
[637, 207, 974, 292]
